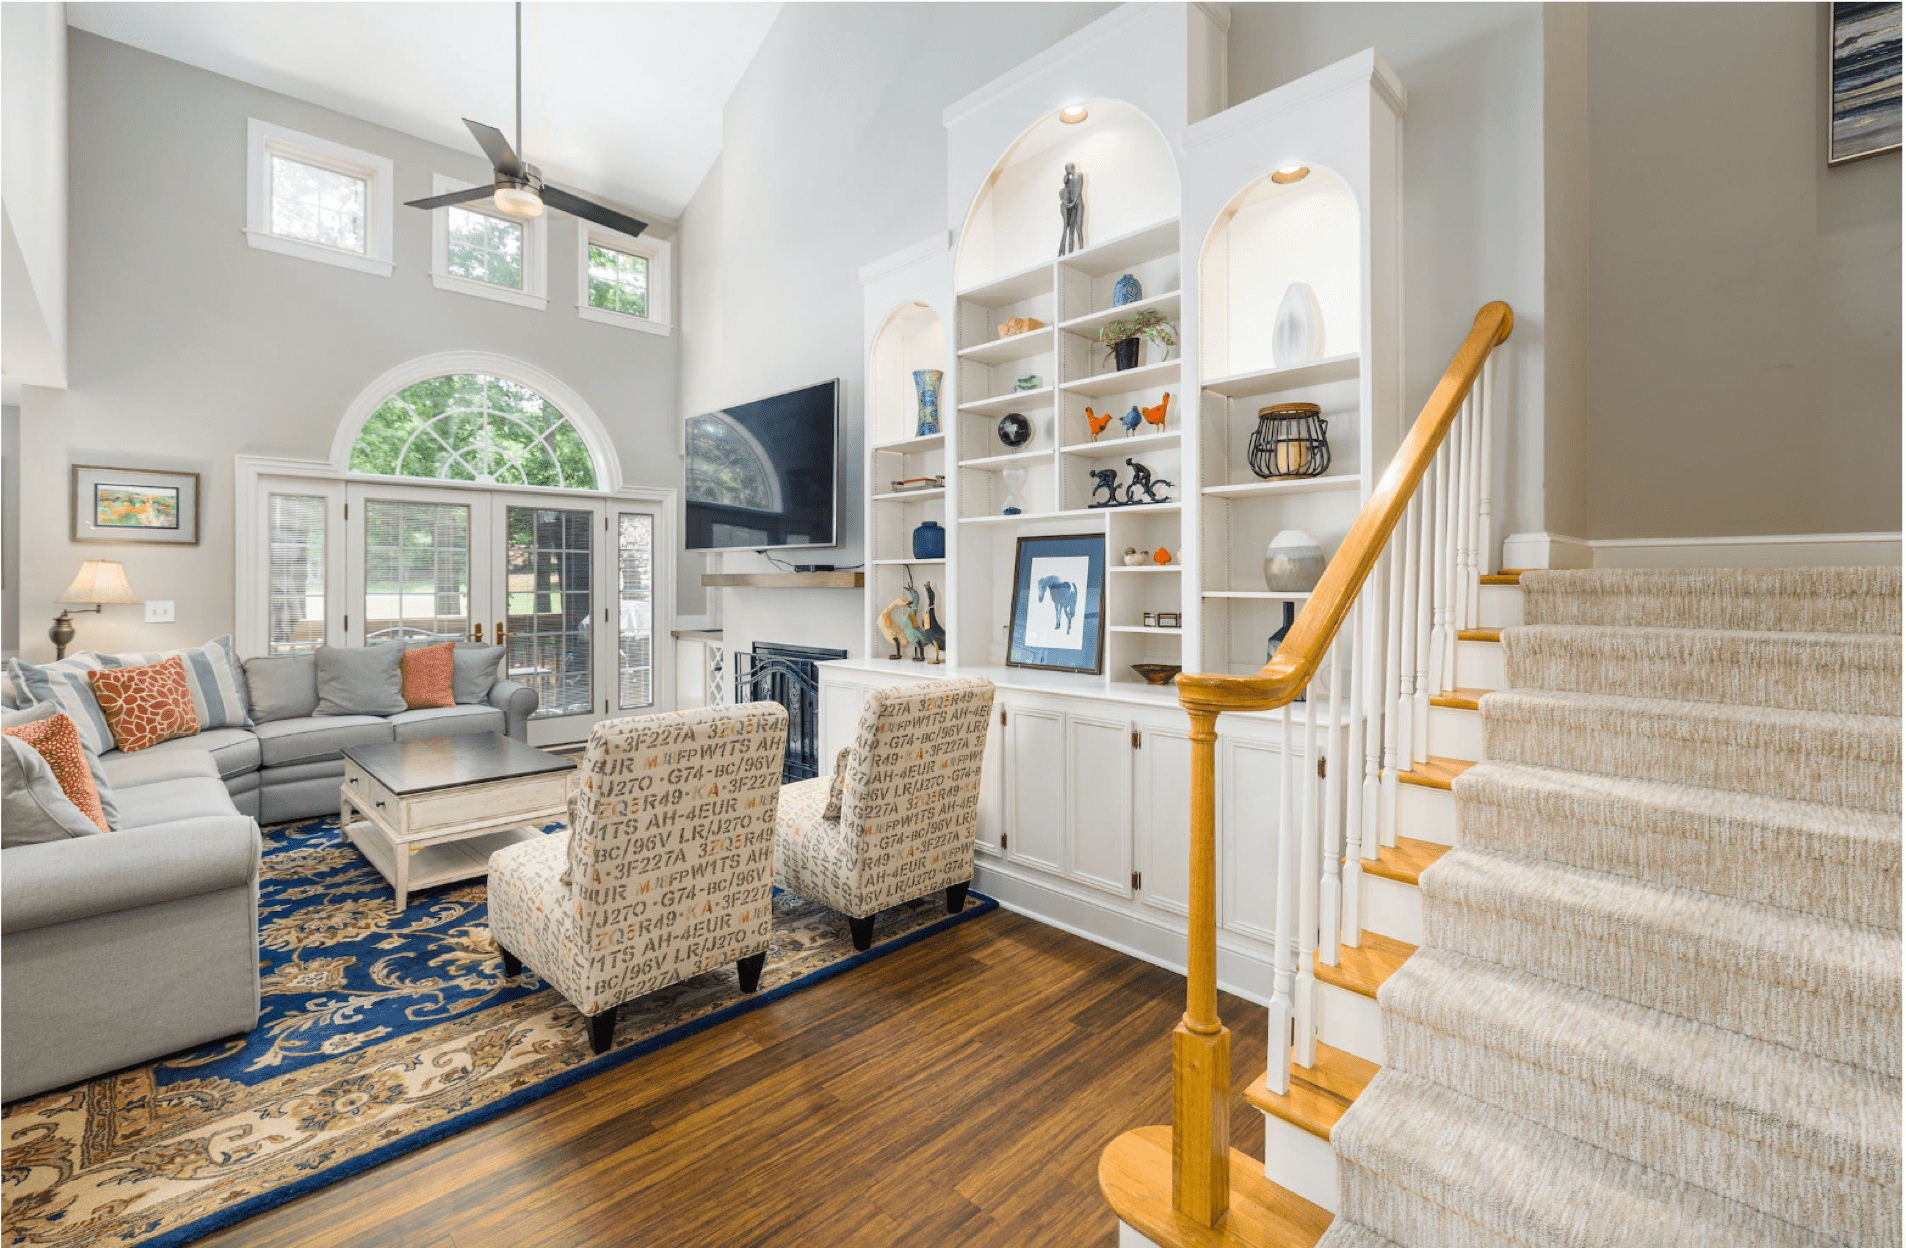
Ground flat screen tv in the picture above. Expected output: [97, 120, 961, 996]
[684, 379, 840, 552]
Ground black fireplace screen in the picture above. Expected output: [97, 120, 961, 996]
[734, 642, 847, 782]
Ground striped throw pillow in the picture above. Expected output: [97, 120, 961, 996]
[93, 635, 252, 730]
[6, 654, 115, 754]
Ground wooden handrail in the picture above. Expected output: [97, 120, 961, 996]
[1176, 300, 1515, 718]
[1160, 300, 1513, 1230]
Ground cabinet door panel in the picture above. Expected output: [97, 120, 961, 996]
[1004, 706, 1066, 873]
[1221, 731, 1285, 943]
[1135, 724, 1192, 916]
[818, 680, 869, 765]
[1066, 714, 1133, 898]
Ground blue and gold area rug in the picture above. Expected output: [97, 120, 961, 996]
[1, 816, 995, 1247]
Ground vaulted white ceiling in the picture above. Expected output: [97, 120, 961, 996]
[66, 2, 783, 220]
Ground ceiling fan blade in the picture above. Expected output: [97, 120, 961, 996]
[404, 184, 498, 211]
[541, 187, 649, 239]
[463, 118, 523, 177]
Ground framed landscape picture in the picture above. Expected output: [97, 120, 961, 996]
[1831, 1, 1903, 165]
[1007, 533, 1106, 674]
[71, 464, 201, 545]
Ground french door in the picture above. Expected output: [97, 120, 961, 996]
[342, 482, 660, 745]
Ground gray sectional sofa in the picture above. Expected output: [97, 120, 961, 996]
[1, 639, 540, 1102]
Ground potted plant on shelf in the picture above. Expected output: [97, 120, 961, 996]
[1098, 309, 1177, 371]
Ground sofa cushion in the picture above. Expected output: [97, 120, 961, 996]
[388, 704, 506, 741]
[243, 653, 318, 723]
[5, 700, 121, 830]
[2, 736, 104, 846]
[452, 643, 506, 705]
[261, 758, 345, 786]
[101, 744, 221, 789]
[4, 713, 110, 833]
[113, 776, 240, 828]
[6, 654, 114, 754]
[93, 635, 252, 730]
[315, 644, 405, 717]
[88, 656, 202, 753]
[131, 728, 261, 780]
[253, 715, 392, 766]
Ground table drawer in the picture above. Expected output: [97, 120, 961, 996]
[402, 771, 572, 835]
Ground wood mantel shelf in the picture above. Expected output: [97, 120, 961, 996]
[700, 571, 865, 589]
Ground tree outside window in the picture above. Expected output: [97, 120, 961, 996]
[587, 244, 648, 318]
[350, 374, 598, 490]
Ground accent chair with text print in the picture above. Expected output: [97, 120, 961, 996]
[774, 677, 995, 950]
[487, 702, 789, 1054]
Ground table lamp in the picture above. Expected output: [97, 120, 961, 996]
[51, 560, 141, 659]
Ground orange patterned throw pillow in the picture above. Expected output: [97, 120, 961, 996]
[401, 642, 457, 710]
[87, 655, 201, 753]
[3, 712, 110, 831]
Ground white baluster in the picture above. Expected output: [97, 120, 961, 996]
[1378, 545, 1402, 847]
[1441, 410, 1463, 694]
[1457, 387, 1478, 632]
[1341, 596, 1366, 948]
[1361, 586, 1383, 865]
[1475, 355, 1496, 615]
[1428, 437, 1451, 699]
[1412, 469, 1434, 762]
[1395, 494, 1420, 774]
[1320, 634, 1346, 966]
[1294, 653, 1322, 1070]
[1266, 703, 1296, 1095]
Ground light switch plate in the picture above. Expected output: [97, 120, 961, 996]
[145, 600, 175, 623]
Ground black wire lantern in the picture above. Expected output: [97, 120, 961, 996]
[1247, 402, 1331, 479]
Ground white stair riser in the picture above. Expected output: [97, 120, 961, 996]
[1359, 870, 1423, 944]
[1456, 639, 1504, 689]
[1428, 704, 1483, 762]
[1118, 1221, 1166, 1248]
[1262, 1111, 1340, 1213]
[1478, 583, 1523, 629]
[1397, 781, 1456, 845]
[1317, 978, 1385, 1064]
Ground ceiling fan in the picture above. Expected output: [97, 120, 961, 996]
[404, 2, 647, 238]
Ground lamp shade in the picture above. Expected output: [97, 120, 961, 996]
[58, 560, 141, 605]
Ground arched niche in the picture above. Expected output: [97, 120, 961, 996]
[1199, 165, 1361, 381]
[955, 98, 1179, 292]
[868, 301, 947, 446]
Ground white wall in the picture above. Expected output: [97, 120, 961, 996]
[15, 31, 680, 661]
[2, 1, 70, 389]
[680, 2, 1116, 669]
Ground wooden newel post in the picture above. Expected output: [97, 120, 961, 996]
[1172, 707, 1230, 1226]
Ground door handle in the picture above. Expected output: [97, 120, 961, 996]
[471, 622, 485, 643]
[495, 620, 509, 648]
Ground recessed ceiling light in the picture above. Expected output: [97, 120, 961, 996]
[1060, 104, 1089, 125]
[1270, 165, 1310, 185]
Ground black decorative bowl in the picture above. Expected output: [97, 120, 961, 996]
[1131, 663, 1182, 686]
[997, 412, 1033, 449]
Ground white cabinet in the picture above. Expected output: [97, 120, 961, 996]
[1003, 703, 1067, 874]
[1065, 711, 1134, 899]
[1134, 720, 1193, 918]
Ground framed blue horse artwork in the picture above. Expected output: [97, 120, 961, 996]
[1007, 532, 1106, 673]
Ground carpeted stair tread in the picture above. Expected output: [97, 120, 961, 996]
[1332, 1069, 1850, 1248]
[1520, 567, 1902, 635]
[1381, 948, 1900, 1239]
[1455, 760, 1901, 931]
[1479, 688, 1901, 813]
[1312, 1223, 1404, 1248]
[1500, 625, 1901, 715]
[1421, 848, 1900, 1074]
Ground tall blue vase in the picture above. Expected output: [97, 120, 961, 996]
[913, 369, 944, 436]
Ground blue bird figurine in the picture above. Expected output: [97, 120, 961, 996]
[1122, 405, 1144, 436]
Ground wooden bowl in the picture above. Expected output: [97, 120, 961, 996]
[1131, 663, 1182, 686]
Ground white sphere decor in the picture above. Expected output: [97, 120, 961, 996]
[1271, 282, 1325, 367]
[1263, 529, 1327, 592]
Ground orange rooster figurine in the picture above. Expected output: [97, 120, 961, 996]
[1084, 405, 1113, 442]
[1141, 391, 1171, 433]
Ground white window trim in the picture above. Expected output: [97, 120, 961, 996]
[245, 118, 394, 277]
[576, 223, 672, 336]
[429, 174, 549, 311]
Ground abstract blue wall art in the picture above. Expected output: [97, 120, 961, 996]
[1832, 2, 1902, 164]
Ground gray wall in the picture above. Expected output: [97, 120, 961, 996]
[3, 403, 18, 655]
[1584, 3, 1901, 539]
[15, 30, 680, 662]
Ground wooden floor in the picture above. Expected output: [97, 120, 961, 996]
[200, 911, 1270, 1248]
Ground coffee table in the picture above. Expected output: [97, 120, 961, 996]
[339, 732, 577, 911]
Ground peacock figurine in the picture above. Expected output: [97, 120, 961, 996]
[1085, 405, 1112, 442]
[1141, 391, 1171, 432]
[924, 582, 947, 664]
[897, 584, 930, 661]
[878, 590, 913, 659]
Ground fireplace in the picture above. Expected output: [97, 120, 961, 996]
[733, 641, 848, 783]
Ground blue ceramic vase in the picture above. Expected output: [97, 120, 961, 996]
[912, 369, 943, 436]
[912, 520, 946, 560]
[1113, 273, 1143, 306]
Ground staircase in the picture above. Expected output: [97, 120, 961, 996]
[1097, 301, 1903, 1248]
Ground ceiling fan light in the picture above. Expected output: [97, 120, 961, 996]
[493, 184, 544, 218]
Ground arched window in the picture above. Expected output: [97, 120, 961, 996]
[684, 410, 781, 513]
[349, 373, 598, 489]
